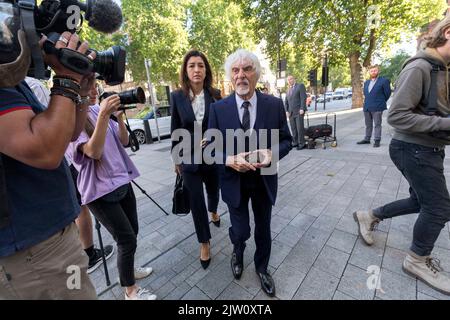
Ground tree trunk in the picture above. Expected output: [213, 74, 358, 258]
[349, 52, 364, 109]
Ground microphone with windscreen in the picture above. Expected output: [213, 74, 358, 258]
[35, 0, 126, 84]
[36, 0, 123, 34]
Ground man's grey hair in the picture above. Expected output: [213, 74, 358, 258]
[224, 49, 261, 81]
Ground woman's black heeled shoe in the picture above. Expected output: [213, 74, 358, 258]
[200, 257, 211, 269]
[212, 218, 220, 228]
[200, 242, 211, 269]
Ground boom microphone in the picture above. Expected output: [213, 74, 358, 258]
[83, 0, 123, 34]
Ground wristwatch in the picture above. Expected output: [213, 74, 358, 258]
[77, 96, 90, 106]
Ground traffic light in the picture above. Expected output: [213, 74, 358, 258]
[308, 69, 317, 87]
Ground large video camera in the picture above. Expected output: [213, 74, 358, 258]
[100, 87, 146, 111]
[17, 0, 126, 85]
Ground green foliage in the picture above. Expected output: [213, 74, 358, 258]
[122, 0, 190, 83]
[240, 0, 445, 65]
[79, 28, 127, 51]
[237, 0, 446, 106]
[188, 0, 256, 80]
[379, 50, 411, 84]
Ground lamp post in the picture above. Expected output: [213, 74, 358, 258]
[144, 58, 161, 143]
[321, 47, 329, 111]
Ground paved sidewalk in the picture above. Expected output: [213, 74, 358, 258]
[91, 109, 450, 300]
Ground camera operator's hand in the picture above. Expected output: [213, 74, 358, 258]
[39, 32, 96, 84]
[98, 95, 121, 117]
[113, 110, 124, 119]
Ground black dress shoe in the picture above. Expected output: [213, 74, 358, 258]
[296, 145, 306, 150]
[256, 272, 276, 297]
[356, 139, 371, 145]
[231, 253, 243, 280]
[373, 140, 380, 148]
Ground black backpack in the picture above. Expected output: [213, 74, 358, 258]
[401, 57, 450, 138]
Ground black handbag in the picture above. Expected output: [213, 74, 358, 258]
[172, 174, 190, 215]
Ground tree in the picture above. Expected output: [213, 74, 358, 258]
[379, 50, 411, 85]
[238, 0, 446, 108]
[121, 0, 190, 83]
[188, 0, 256, 82]
[79, 28, 127, 52]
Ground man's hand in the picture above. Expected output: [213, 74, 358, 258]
[174, 164, 182, 175]
[299, 110, 305, 115]
[253, 149, 272, 168]
[226, 152, 256, 173]
[40, 32, 96, 84]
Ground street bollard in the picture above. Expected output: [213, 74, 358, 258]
[143, 119, 153, 144]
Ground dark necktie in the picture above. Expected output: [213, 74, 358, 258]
[241, 101, 250, 131]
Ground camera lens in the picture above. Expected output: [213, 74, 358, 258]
[93, 46, 126, 85]
[119, 87, 146, 105]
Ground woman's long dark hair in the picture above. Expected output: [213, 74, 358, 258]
[180, 50, 220, 101]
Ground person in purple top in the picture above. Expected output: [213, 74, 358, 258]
[69, 83, 156, 300]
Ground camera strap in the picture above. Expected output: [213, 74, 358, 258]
[110, 113, 140, 152]
[402, 57, 447, 116]
[18, 0, 46, 79]
[0, 154, 11, 229]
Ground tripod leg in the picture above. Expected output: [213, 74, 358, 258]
[95, 218, 111, 287]
[131, 180, 169, 215]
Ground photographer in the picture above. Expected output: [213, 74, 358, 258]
[25, 76, 115, 274]
[354, 16, 450, 295]
[0, 30, 98, 299]
[67, 83, 156, 300]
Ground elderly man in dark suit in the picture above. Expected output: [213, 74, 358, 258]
[285, 75, 307, 150]
[208, 49, 292, 297]
[357, 65, 392, 148]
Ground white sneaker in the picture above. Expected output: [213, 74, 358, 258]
[353, 210, 380, 245]
[125, 287, 157, 300]
[135, 266, 153, 280]
[402, 253, 450, 296]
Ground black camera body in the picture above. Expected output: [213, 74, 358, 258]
[27, 0, 125, 84]
[43, 32, 126, 85]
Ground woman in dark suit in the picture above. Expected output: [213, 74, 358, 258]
[170, 50, 221, 269]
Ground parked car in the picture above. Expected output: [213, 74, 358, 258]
[127, 105, 172, 144]
[333, 89, 345, 100]
[317, 94, 331, 103]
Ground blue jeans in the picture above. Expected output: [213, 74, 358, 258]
[373, 139, 450, 256]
